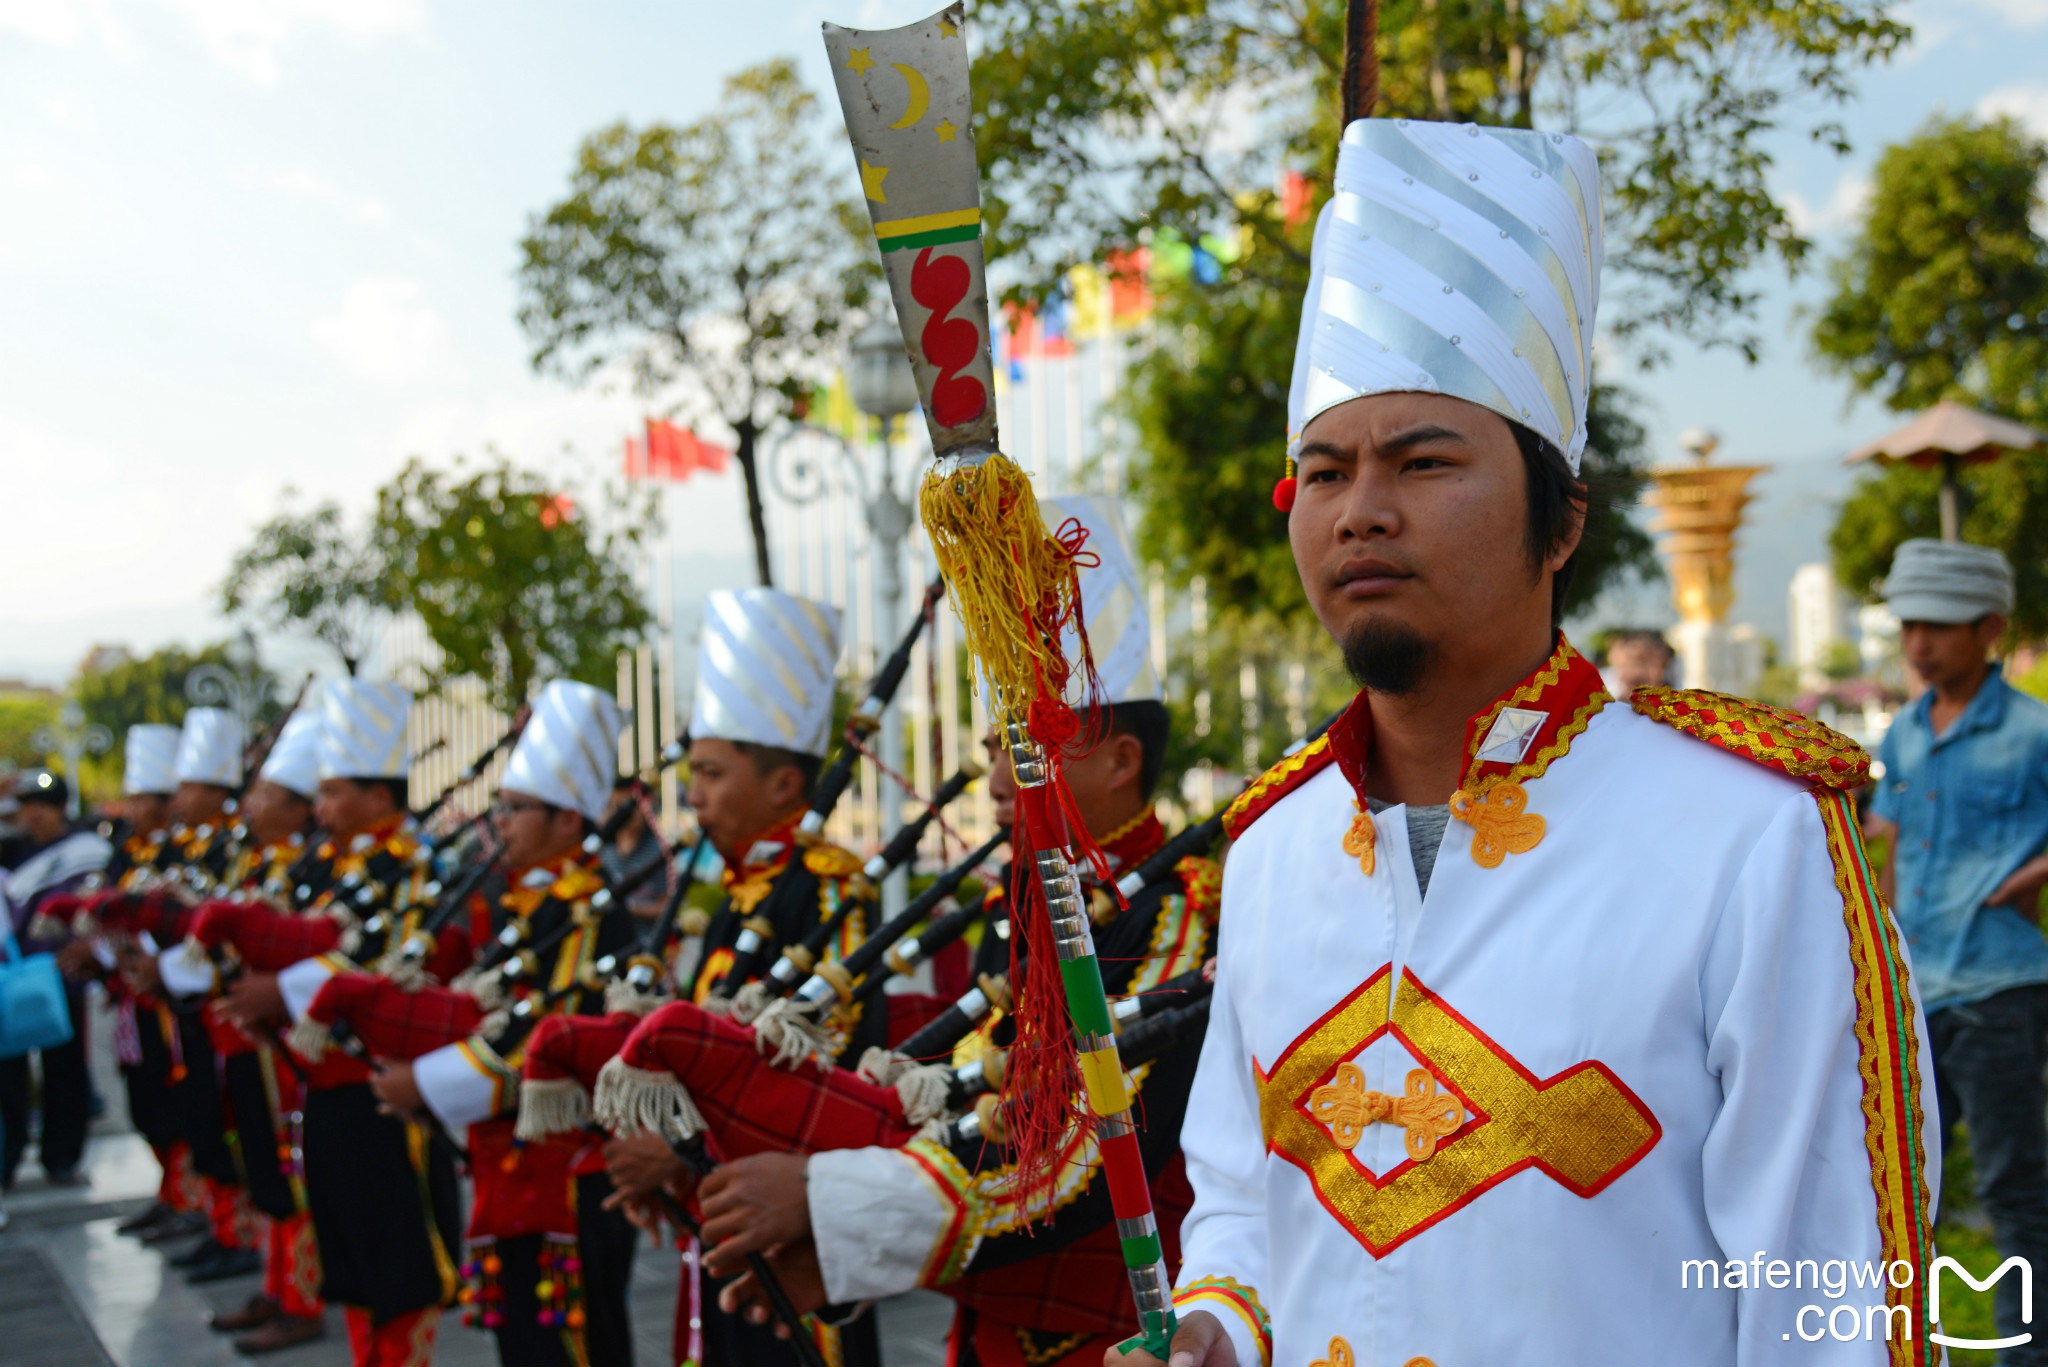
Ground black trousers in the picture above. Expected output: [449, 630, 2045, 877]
[122, 1003, 179, 1154]
[1930, 983, 2048, 1367]
[0, 981, 90, 1183]
[302, 1082, 463, 1324]
[697, 1265, 881, 1367]
[167, 1009, 235, 1185]
[490, 1173, 639, 1367]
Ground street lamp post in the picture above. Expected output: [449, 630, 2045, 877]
[33, 702, 112, 820]
[774, 314, 922, 917]
[185, 628, 268, 750]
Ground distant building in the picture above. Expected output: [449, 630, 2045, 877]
[1788, 563, 1849, 690]
[77, 644, 133, 677]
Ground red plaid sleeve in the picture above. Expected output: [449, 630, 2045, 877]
[614, 1001, 919, 1158]
[307, 974, 485, 1061]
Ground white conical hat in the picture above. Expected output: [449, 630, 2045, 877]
[502, 680, 627, 822]
[175, 707, 244, 788]
[257, 711, 325, 800]
[123, 725, 181, 796]
[318, 680, 412, 781]
[691, 589, 843, 758]
[1288, 118, 1603, 472]
[1043, 495, 1159, 706]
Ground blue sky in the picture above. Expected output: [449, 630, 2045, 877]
[1, 0, 2045, 684]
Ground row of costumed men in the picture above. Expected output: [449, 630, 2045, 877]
[23, 493, 1227, 1367]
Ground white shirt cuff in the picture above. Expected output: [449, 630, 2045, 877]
[156, 945, 217, 998]
[413, 1039, 505, 1131]
[276, 956, 338, 1020]
[807, 1147, 950, 1302]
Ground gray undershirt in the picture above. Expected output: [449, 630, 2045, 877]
[1367, 798, 1452, 898]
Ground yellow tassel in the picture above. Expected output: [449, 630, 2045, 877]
[917, 451, 1083, 724]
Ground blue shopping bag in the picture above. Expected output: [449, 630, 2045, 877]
[0, 909, 73, 1059]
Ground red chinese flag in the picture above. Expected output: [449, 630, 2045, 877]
[631, 420, 732, 483]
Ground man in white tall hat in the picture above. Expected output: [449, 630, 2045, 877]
[122, 723, 181, 841]
[699, 494, 1218, 1367]
[169, 706, 243, 831]
[600, 586, 883, 1367]
[221, 678, 463, 1367]
[1103, 117, 1934, 1367]
[180, 707, 335, 1353]
[373, 677, 643, 1367]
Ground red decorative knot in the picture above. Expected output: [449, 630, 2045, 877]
[1272, 477, 1297, 512]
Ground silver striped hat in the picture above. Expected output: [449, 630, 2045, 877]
[257, 712, 325, 800]
[123, 725, 181, 796]
[1288, 118, 1603, 474]
[501, 680, 626, 822]
[317, 680, 413, 781]
[175, 707, 244, 788]
[691, 589, 843, 758]
[1042, 495, 1159, 707]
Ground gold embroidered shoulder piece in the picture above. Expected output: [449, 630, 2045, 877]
[1630, 687, 1870, 789]
[801, 842, 865, 880]
[1222, 735, 1337, 841]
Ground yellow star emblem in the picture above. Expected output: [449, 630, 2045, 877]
[859, 159, 889, 203]
[934, 119, 958, 143]
[938, 18, 958, 36]
[846, 47, 875, 75]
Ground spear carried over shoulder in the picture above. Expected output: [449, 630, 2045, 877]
[821, 7, 1174, 1353]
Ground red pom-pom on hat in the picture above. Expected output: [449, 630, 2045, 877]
[1272, 476, 1297, 512]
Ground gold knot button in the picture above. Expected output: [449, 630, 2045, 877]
[1449, 779, 1545, 868]
[1309, 1062, 1464, 1162]
[1342, 809, 1377, 876]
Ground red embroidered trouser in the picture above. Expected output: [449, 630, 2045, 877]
[342, 1306, 438, 1367]
[158, 1140, 205, 1211]
[264, 1211, 324, 1319]
[205, 1175, 258, 1249]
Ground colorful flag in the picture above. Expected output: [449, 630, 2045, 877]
[1280, 170, 1316, 231]
[623, 419, 731, 483]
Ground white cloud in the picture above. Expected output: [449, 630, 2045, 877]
[1978, 83, 2048, 138]
[0, 0, 136, 56]
[1785, 173, 1873, 237]
[310, 276, 450, 384]
[267, 167, 389, 224]
[146, 0, 426, 83]
[1954, 0, 2048, 24]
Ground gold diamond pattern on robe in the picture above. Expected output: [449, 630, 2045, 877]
[1255, 966, 1662, 1257]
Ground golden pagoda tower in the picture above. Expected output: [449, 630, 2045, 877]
[1644, 429, 1768, 690]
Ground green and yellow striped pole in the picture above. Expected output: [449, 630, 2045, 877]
[1008, 725, 1175, 1358]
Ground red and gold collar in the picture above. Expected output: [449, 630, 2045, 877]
[504, 851, 603, 918]
[1226, 636, 1609, 869]
[720, 811, 803, 886]
[1096, 806, 1167, 876]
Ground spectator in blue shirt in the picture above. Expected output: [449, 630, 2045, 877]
[1868, 538, 2048, 1358]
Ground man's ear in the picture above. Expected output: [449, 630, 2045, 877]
[766, 762, 807, 812]
[1108, 732, 1146, 797]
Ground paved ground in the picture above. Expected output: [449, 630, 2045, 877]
[0, 989, 953, 1366]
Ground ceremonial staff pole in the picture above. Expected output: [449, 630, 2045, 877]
[821, 6, 1176, 1354]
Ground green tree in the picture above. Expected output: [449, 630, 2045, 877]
[1812, 114, 2048, 422]
[71, 644, 284, 798]
[220, 497, 398, 674]
[969, 0, 1890, 635]
[973, 0, 1908, 358]
[516, 59, 878, 588]
[373, 454, 659, 712]
[1814, 115, 2048, 634]
[0, 693, 61, 770]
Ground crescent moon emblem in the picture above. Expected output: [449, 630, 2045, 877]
[889, 63, 930, 130]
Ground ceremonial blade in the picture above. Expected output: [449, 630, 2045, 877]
[822, 6, 1177, 1357]
[822, 4, 999, 461]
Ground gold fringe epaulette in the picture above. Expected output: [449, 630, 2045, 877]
[1222, 735, 1337, 841]
[801, 842, 865, 880]
[1174, 855, 1223, 922]
[1630, 687, 1870, 790]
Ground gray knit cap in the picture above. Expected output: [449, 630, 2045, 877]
[1881, 538, 2015, 625]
